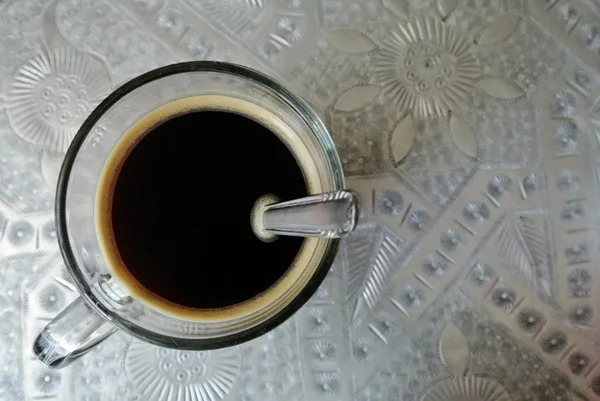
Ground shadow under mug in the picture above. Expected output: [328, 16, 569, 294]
[34, 62, 349, 368]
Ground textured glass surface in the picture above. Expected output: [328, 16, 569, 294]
[1, 0, 600, 399]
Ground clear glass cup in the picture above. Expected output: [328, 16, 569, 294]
[34, 62, 347, 368]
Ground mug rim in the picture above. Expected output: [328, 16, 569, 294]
[56, 61, 344, 349]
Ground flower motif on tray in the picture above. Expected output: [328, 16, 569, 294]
[424, 321, 513, 401]
[423, 376, 512, 401]
[373, 13, 525, 119]
[375, 189, 403, 215]
[328, 9, 525, 170]
[377, 15, 525, 166]
[374, 17, 479, 120]
[125, 341, 242, 401]
[5, 47, 111, 152]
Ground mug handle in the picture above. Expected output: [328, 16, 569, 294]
[33, 297, 117, 369]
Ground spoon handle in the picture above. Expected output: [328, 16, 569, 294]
[260, 190, 359, 239]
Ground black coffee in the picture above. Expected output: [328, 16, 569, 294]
[98, 107, 308, 311]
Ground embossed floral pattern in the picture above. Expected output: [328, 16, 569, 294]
[441, 229, 463, 252]
[0, 372, 23, 401]
[402, 285, 425, 308]
[306, 308, 330, 334]
[561, 200, 584, 221]
[470, 262, 496, 286]
[567, 268, 592, 297]
[33, 369, 61, 393]
[517, 308, 544, 332]
[5, 47, 111, 152]
[125, 341, 242, 401]
[423, 376, 512, 401]
[369, 17, 485, 202]
[423, 255, 448, 277]
[407, 210, 429, 231]
[540, 331, 567, 354]
[352, 339, 371, 363]
[2, 0, 599, 400]
[239, 321, 302, 400]
[491, 287, 517, 310]
[568, 352, 590, 375]
[319, 9, 536, 209]
[37, 284, 66, 313]
[6, 220, 34, 247]
[374, 17, 479, 120]
[463, 201, 490, 222]
[488, 175, 512, 198]
[554, 122, 578, 154]
[314, 372, 340, 395]
[311, 341, 336, 362]
[322, 9, 531, 193]
[568, 305, 592, 326]
[551, 90, 576, 118]
[375, 189, 403, 215]
[372, 12, 526, 123]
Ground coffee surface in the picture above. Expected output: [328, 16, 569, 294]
[100, 110, 307, 309]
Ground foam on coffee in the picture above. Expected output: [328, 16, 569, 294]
[95, 96, 326, 322]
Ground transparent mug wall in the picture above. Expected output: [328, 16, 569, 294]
[57, 63, 344, 350]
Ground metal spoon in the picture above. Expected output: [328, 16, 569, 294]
[251, 190, 359, 242]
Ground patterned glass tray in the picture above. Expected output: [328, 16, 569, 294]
[1, 0, 599, 400]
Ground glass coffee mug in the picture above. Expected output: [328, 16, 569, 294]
[34, 62, 359, 368]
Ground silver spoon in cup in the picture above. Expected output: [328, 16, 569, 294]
[251, 190, 359, 242]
